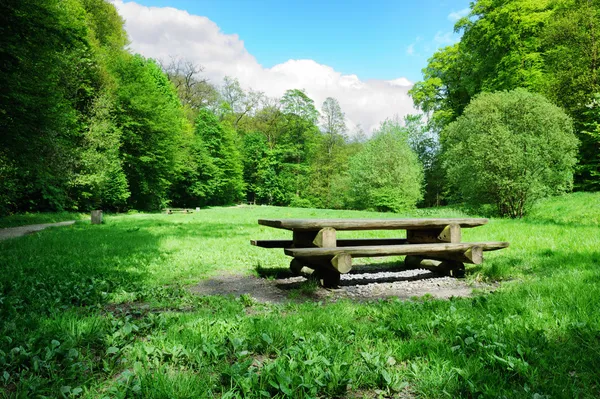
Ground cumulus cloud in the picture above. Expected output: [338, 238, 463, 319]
[112, 0, 416, 134]
[448, 8, 470, 22]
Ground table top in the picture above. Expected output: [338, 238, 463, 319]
[258, 218, 488, 231]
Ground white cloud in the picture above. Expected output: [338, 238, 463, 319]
[406, 43, 415, 56]
[433, 31, 460, 46]
[112, 0, 416, 134]
[448, 8, 470, 22]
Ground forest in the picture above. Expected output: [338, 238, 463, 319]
[1, 0, 598, 218]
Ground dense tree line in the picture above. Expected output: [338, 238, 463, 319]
[410, 0, 600, 198]
[0, 0, 424, 216]
[4, 0, 591, 218]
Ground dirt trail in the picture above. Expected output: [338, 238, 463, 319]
[0, 221, 76, 241]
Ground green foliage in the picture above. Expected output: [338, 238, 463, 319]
[443, 89, 579, 217]
[348, 119, 423, 212]
[410, 0, 600, 190]
[0, 0, 82, 213]
[405, 114, 446, 207]
[1, 198, 600, 397]
[195, 109, 245, 205]
[111, 54, 188, 210]
[73, 93, 130, 210]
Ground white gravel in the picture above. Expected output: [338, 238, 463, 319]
[190, 266, 491, 303]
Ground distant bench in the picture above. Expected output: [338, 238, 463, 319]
[163, 208, 194, 214]
[251, 218, 509, 287]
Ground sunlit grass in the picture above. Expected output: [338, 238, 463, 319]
[0, 194, 599, 398]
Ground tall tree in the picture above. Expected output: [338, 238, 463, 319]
[320, 97, 347, 155]
[160, 56, 219, 123]
[195, 109, 245, 205]
[111, 54, 188, 210]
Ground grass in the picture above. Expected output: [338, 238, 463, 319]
[0, 193, 599, 398]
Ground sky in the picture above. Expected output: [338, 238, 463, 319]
[112, 0, 470, 134]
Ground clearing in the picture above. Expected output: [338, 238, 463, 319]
[0, 192, 599, 398]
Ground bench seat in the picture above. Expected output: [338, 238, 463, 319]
[284, 241, 509, 258]
[251, 238, 408, 248]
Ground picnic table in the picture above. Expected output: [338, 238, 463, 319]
[251, 218, 509, 287]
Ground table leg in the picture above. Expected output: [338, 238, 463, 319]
[314, 268, 341, 288]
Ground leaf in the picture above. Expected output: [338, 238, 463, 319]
[106, 346, 119, 355]
[261, 333, 273, 345]
[381, 369, 392, 385]
[464, 336, 475, 345]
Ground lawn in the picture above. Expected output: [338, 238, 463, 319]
[0, 193, 599, 398]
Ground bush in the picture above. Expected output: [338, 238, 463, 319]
[348, 119, 423, 212]
[443, 89, 579, 218]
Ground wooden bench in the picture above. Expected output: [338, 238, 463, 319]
[163, 208, 193, 214]
[252, 218, 509, 287]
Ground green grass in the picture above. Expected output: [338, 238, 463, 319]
[0, 195, 599, 398]
[0, 212, 87, 228]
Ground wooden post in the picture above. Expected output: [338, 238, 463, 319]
[331, 254, 352, 274]
[313, 227, 337, 248]
[91, 210, 102, 225]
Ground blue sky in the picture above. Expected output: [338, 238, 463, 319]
[133, 0, 470, 82]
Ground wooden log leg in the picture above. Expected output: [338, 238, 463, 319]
[313, 227, 337, 247]
[315, 269, 341, 288]
[404, 255, 465, 278]
[448, 264, 465, 278]
[290, 258, 304, 275]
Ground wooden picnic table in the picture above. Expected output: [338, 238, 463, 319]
[252, 218, 509, 287]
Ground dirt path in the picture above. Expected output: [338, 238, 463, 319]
[0, 221, 76, 241]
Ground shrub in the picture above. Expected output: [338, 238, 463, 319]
[348, 119, 423, 212]
[443, 88, 579, 218]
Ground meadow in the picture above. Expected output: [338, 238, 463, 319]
[0, 192, 599, 398]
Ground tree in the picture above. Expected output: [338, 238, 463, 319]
[160, 56, 219, 122]
[219, 76, 264, 129]
[111, 54, 188, 210]
[320, 97, 347, 155]
[543, 0, 600, 190]
[281, 89, 319, 124]
[443, 89, 579, 218]
[405, 114, 445, 206]
[0, 0, 83, 213]
[195, 109, 244, 205]
[411, 0, 600, 190]
[347, 119, 423, 212]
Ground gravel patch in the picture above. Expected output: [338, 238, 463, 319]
[190, 264, 494, 303]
